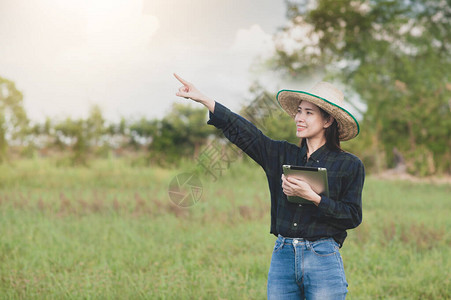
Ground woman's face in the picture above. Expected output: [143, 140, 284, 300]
[294, 101, 332, 140]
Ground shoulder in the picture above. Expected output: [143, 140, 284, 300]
[337, 151, 362, 163]
[279, 140, 303, 154]
[332, 150, 365, 173]
[262, 139, 298, 156]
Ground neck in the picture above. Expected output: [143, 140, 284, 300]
[305, 137, 326, 159]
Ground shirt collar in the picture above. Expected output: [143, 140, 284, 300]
[305, 144, 331, 163]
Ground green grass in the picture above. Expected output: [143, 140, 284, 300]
[0, 158, 450, 299]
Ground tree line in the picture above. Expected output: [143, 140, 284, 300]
[0, 76, 222, 166]
[0, 76, 294, 168]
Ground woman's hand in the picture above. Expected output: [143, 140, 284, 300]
[281, 174, 322, 206]
[174, 73, 215, 112]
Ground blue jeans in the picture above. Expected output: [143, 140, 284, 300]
[267, 235, 348, 300]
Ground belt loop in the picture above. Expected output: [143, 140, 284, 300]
[278, 234, 285, 245]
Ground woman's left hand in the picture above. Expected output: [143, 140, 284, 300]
[281, 174, 322, 206]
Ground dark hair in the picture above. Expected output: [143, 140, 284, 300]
[299, 107, 342, 152]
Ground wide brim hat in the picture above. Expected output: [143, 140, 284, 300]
[276, 82, 360, 141]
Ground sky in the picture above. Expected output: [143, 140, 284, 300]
[0, 0, 308, 124]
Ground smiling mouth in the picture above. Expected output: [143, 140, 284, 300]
[297, 125, 306, 131]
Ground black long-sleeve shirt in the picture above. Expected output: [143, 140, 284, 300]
[207, 101, 365, 246]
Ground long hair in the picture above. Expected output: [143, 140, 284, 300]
[299, 107, 342, 152]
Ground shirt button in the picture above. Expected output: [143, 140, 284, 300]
[293, 223, 297, 227]
[299, 204, 302, 207]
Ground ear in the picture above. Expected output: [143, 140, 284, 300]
[324, 116, 334, 129]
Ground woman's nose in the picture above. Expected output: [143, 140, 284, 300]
[295, 112, 303, 122]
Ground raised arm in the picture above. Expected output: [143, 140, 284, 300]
[174, 73, 215, 113]
[173, 73, 283, 172]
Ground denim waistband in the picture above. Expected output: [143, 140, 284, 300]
[277, 234, 334, 244]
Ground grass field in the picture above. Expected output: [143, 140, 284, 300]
[0, 158, 450, 299]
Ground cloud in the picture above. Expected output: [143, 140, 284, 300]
[230, 24, 274, 58]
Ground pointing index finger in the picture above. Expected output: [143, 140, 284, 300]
[173, 73, 190, 86]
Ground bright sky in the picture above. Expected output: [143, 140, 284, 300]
[0, 0, 299, 123]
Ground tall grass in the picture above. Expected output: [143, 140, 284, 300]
[0, 158, 450, 299]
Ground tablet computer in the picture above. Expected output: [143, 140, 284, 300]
[282, 165, 329, 204]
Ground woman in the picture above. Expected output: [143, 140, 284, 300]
[174, 73, 364, 300]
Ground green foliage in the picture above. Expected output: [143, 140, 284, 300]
[129, 118, 157, 150]
[86, 105, 106, 147]
[0, 76, 28, 162]
[147, 103, 215, 166]
[53, 105, 107, 165]
[272, 0, 451, 175]
[54, 118, 89, 165]
[0, 78, 218, 166]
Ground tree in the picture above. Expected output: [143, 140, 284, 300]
[149, 103, 215, 165]
[127, 103, 215, 166]
[0, 76, 28, 162]
[129, 117, 158, 150]
[164, 103, 215, 158]
[270, 0, 451, 175]
[54, 118, 89, 165]
[23, 117, 56, 157]
[86, 105, 106, 149]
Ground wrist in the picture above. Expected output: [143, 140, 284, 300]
[201, 98, 215, 113]
[199, 96, 212, 104]
[311, 193, 322, 206]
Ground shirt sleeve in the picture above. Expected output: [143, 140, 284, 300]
[317, 157, 365, 230]
[207, 101, 280, 172]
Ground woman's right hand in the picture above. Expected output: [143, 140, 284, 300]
[174, 73, 215, 112]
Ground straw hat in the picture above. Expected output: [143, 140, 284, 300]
[276, 82, 360, 141]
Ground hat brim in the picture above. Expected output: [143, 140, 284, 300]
[276, 90, 360, 141]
